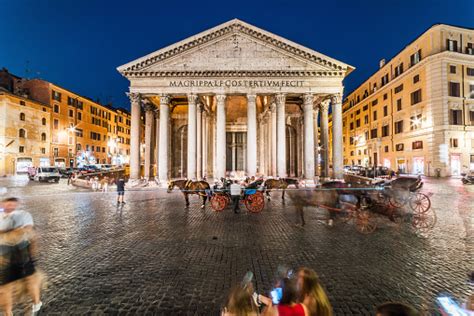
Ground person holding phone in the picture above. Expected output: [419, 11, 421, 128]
[264, 278, 308, 316]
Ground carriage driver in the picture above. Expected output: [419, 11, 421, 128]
[229, 180, 243, 214]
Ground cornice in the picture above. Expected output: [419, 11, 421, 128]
[121, 70, 346, 78]
[118, 19, 354, 75]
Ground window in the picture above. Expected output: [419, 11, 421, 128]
[53, 148, 59, 157]
[42, 118, 46, 125]
[370, 128, 378, 139]
[447, 39, 458, 52]
[410, 114, 422, 130]
[356, 119, 360, 128]
[449, 82, 461, 97]
[20, 100, 25, 106]
[450, 65, 457, 74]
[350, 151, 354, 156]
[350, 137, 354, 145]
[373, 111, 378, 121]
[52, 90, 61, 101]
[413, 75, 420, 83]
[69, 109, 74, 117]
[42, 107, 46, 112]
[449, 109, 463, 125]
[53, 119, 59, 129]
[350, 122, 354, 130]
[382, 125, 389, 137]
[364, 131, 369, 140]
[364, 115, 368, 124]
[363, 105, 368, 111]
[20, 113, 25, 121]
[54, 104, 59, 113]
[466, 43, 474, 55]
[19, 146, 24, 153]
[470, 111, 474, 125]
[470, 85, 474, 99]
[467, 68, 474, 76]
[102, 147, 106, 153]
[381, 74, 389, 86]
[412, 141, 423, 150]
[394, 84, 403, 94]
[384, 146, 389, 153]
[19, 129, 26, 138]
[41, 133, 46, 141]
[410, 50, 421, 66]
[67, 97, 74, 105]
[77, 101, 83, 110]
[41, 148, 46, 154]
[372, 99, 378, 106]
[383, 106, 388, 117]
[396, 99, 402, 111]
[77, 112, 82, 121]
[75, 128, 83, 137]
[383, 93, 388, 100]
[76, 144, 82, 151]
[364, 149, 368, 155]
[396, 143, 404, 151]
[395, 120, 404, 134]
[450, 138, 458, 148]
[394, 63, 404, 77]
[411, 89, 422, 105]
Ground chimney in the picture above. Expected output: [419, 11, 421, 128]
[379, 59, 386, 68]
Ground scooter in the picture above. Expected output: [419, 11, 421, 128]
[461, 172, 474, 185]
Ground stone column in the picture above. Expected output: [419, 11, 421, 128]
[202, 111, 208, 178]
[246, 94, 257, 176]
[158, 95, 170, 184]
[128, 92, 141, 180]
[215, 94, 226, 179]
[144, 103, 155, 180]
[196, 102, 203, 180]
[313, 106, 320, 178]
[154, 109, 160, 179]
[276, 93, 286, 178]
[320, 100, 330, 179]
[331, 94, 343, 179]
[303, 93, 315, 183]
[270, 102, 277, 176]
[259, 116, 266, 175]
[187, 94, 198, 180]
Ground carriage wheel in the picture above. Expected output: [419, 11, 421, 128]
[210, 194, 227, 212]
[389, 196, 406, 208]
[412, 209, 436, 232]
[355, 210, 377, 234]
[338, 206, 354, 223]
[409, 193, 431, 213]
[245, 192, 265, 213]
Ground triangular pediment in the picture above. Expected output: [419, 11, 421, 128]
[117, 19, 354, 77]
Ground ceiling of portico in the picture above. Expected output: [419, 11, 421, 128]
[117, 19, 354, 78]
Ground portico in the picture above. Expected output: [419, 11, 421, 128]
[118, 19, 353, 184]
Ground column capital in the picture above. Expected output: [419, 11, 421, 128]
[216, 94, 227, 104]
[275, 93, 286, 105]
[331, 93, 342, 104]
[144, 103, 155, 112]
[247, 93, 257, 103]
[319, 100, 330, 112]
[187, 93, 198, 104]
[127, 92, 141, 103]
[159, 94, 170, 105]
[302, 93, 314, 106]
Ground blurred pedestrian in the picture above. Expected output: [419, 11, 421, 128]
[101, 176, 109, 192]
[229, 180, 242, 214]
[0, 197, 43, 315]
[296, 267, 333, 316]
[222, 272, 260, 316]
[116, 177, 125, 205]
[375, 302, 419, 316]
[264, 277, 308, 316]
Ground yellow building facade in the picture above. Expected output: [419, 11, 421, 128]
[331, 24, 474, 177]
[0, 91, 52, 176]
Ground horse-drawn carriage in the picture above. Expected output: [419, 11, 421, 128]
[303, 174, 435, 234]
[209, 179, 266, 213]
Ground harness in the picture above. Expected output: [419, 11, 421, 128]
[184, 180, 193, 190]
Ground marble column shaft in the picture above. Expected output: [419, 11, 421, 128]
[247, 94, 257, 176]
[303, 94, 315, 181]
[158, 95, 170, 183]
[196, 103, 202, 180]
[144, 104, 154, 179]
[270, 103, 277, 176]
[276, 93, 286, 178]
[187, 94, 198, 180]
[215, 94, 226, 179]
[331, 94, 343, 179]
[320, 101, 330, 178]
[129, 93, 141, 180]
[313, 107, 320, 177]
[154, 109, 160, 178]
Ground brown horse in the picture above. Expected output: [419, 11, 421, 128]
[264, 178, 300, 200]
[167, 179, 210, 208]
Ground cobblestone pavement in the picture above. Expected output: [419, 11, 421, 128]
[0, 176, 472, 315]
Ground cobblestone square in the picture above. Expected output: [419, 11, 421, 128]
[1, 177, 472, 315]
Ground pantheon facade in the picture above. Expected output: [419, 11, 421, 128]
[117, 19, 354, 184]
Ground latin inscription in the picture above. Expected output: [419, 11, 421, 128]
[169, 80, 305, 88]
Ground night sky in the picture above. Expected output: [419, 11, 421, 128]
[1, 0, 473, 109]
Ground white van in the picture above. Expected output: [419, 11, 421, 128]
[29, 167, 61, 183]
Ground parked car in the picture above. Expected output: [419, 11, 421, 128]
[29, 166, 61, 182]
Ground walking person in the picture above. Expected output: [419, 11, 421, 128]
[229, 180, 242, 214]
[0, 197, 44, 316]
[295, 267, 333, 316]
[116, 177, 126, 205]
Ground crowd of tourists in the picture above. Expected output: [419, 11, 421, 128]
[222, 267, 420, 316]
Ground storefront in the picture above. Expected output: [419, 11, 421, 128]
[413, 157, 424, 175]
[16, 157, 33, 173]
[54, 158, 66, 168]
[396, 158, 406, 174]
[450, 154, 461, 176]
